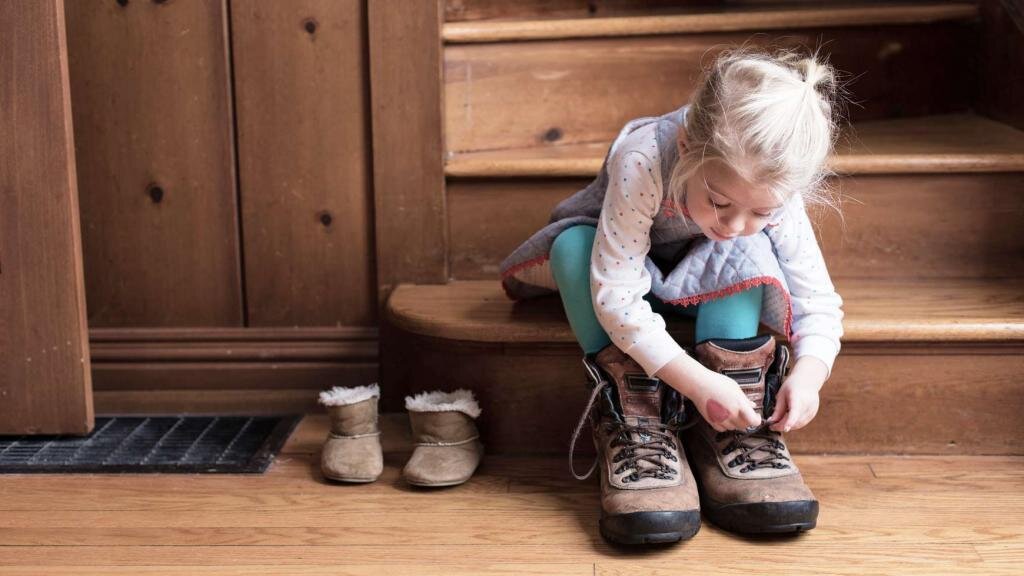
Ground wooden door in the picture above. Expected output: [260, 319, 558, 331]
[0, 0, 93, 434]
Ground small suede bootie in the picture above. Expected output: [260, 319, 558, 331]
[402, 389, 485, 487]
[317, 383, 384, 483]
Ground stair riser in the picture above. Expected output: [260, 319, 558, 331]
[448, 172, 1024, 280]
[444, 24, 973, 153]
[385, 332, 1024, 455]
[445, 0, 721, 23]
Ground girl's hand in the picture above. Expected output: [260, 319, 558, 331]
[686, 369, 762, 433]
[766, 356, 827, 433]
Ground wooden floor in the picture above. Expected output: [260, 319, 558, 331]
[1, 414, 1022, 575]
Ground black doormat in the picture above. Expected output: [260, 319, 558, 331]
[0, 415, 302, 474]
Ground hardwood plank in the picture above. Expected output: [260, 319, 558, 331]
[0, 543, 987, 567]
[0, 0, 94, 434]
[232, 0, 376, 326]
[0, 567, 592, 576]
[444, 2, 978, 43]
[0, 434, 1020, 571]
[444, 25, 973, 152]
[63, 0, 242, 326]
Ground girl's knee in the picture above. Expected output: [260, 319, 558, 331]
[550, 225, 596, 264]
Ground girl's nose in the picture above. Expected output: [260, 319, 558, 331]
[722, 213, 745, 234]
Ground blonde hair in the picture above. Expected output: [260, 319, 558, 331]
[668, 43, 852, 223]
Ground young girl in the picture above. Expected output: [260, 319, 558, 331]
[500, 45, 847, 543]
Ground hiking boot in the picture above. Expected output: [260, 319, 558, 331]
[318, 384, 384, 483]
[681, 334, 819, 533]
[402, 389, 485, 487]
[569, 343, 701, 545]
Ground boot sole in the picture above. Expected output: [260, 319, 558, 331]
[701, 494, 818, 534]
[599, 510, 701, 545]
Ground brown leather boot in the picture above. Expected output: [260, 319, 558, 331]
[681, 334, 818, 533]
[569, 343, 701, 545]
[318, 384, 384, 483]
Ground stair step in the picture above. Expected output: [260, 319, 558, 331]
[447, 112, 1024, 177]
[444, 1, 978, 44]
[388, 278, 1024, 344]
[383, 278, 1024, 455]
[444, 21, 975, 153]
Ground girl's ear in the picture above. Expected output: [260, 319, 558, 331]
[677, 126, 690, 153]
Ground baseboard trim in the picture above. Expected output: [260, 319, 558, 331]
[89, 327, 379, 414]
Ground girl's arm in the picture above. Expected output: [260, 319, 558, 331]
[764, 193, 845, 382]
[589, 140, 687, 379]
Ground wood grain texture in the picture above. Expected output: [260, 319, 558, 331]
[446, 112, 1024, 177]
[0, 415, 1020, 573]
[444, 2, 978, 43]
[387, 278, 1024, 344]
[445, 0, 718, 22]
[444, 24, 974, 153]
[385, 330, 1024, 454]
[448, 171, 1024, 280]
[0, 0, 94, 435]
[369, 0, 448, 296]
[976, 0, 1024, 132]
[232, 0, 377, 327]
[86, 327, 379, 414]
[63, 0, 242, 327]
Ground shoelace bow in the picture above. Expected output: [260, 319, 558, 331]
[714, 422, 792, 473]
[569, 374, 696, 481]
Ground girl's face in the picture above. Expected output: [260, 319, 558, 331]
[677, 130, 786, 240]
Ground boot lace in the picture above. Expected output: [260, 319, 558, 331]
[714, 421, 792, 473]
[568, 358, 696, 481]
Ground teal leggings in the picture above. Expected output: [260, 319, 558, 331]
[549, 225, 764, 354]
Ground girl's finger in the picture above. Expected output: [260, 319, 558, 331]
[768, 393, 788, 423]
[739, 402, 761, 429]
[780, 404, 801, 432]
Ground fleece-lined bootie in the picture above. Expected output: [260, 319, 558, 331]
[681, 334, 818, 533]
[402, 389, 485, 487]
[317, 383, 384, 483]
[569, 343, 701, 545]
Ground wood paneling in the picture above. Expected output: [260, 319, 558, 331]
[0, 0, 93, 435]
[368, 0, 448, 296]
[448, 173, 1024, 280]
[232, 0, 376, 327]
[63, 0, 241, 327]
[444, 24, 974, 153]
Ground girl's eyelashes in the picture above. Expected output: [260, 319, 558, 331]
[709, 197, 773, 218]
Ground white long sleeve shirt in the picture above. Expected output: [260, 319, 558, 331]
[590, 121, 844, 380]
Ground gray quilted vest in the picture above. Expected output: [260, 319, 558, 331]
[499, 103, 795, 339]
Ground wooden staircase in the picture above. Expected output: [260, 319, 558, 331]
[380, 0, 1024, 456]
